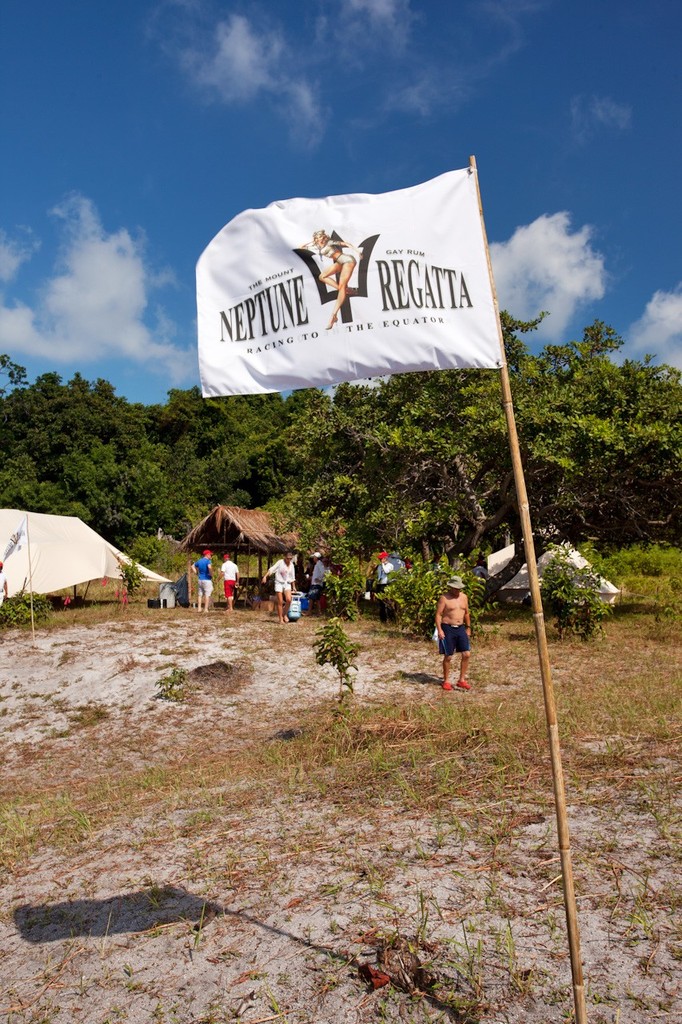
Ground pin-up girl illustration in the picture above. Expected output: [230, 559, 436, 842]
[300, 230, 363, 329]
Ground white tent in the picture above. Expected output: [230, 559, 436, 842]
[488, 543, 620, 605]
[0, 509, 170, 599]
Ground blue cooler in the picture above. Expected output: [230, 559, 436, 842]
[299, 595, 310, 611]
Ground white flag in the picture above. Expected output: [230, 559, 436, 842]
[197, 168, 502, 397]
[4, 515, 27, 561]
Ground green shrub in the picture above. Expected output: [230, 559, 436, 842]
[383, 556, 448, 638]
[117, 558, 144, 600]
[313, 617, 359, 705]
[581, 542, 682, 619]
[384, 556, 487, 639]
[324, 541, 366, 620]
[130, 535, 187, 579]
[0, 592, 52, 629]
[591, 543, 682, 584]
[130, 535, 164, 570]
[155, 667, 190, 702]
[541, 545, 612, 640]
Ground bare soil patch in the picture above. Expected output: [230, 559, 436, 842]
[0, 607, 680, 1023]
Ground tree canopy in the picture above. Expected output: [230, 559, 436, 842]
[280, 317, 682, 559]
[0, 370, 304, 545]
[1, 316, 680, 558]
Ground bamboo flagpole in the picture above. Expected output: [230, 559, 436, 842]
[469, 155, 587, 1023]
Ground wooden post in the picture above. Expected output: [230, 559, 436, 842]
[470, 155, 587, 1024]
[187, 557, 193, 609]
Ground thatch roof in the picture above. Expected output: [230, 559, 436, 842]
[179, 506, 297, 555]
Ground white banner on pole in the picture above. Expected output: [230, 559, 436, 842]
[197, 168, 502, 397]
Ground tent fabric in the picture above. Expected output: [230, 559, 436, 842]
[0, 509, 170, 598]
[179, 505, 297, 555]
[488, 543, 620, 605]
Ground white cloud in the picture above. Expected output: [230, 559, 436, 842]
[179, 13, 323, 141]
[0, 196, 192, 383]
[628, 285, 682, 367]
[348, 0, 407, 17]
[490, 212, 607, 339]
[165, 1, 543, 136]
[184, 14, 282, 102]
[570, 94, 632, 143]
[374, 0, 541, 120]
[386, 71, 461, 117]
[337, 0, 414, 51]
[0, 229, 39, 283]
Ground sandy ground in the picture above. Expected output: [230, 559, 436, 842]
[0, 608, 680, 1023]
[0, 611, 403, 748]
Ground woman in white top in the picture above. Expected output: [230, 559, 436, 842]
[262, 551, 297, 624]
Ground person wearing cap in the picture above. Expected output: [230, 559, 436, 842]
[435, 576, 472, 691]
[307, 552, 328, 616]
[262, 551, 297, 624]
[0, 561, 8, 607]
[375, 550, 395, 623]
[219, 552, 240, 613]
[192, 549, 214, 613]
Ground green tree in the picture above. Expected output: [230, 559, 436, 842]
[0, 354, 28, 396]
[0, 368, 309, 547]
[282, 318, 681, 568]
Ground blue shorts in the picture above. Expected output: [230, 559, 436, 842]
[438, 623, 470, 656]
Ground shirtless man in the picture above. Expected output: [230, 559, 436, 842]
[435, 576, 471, 691]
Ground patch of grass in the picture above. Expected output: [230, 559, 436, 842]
[2, 648, 678, 874]
[0, 604, 679, 1024]
[116, 654, 144, 673]
[69, 703, 111, 729]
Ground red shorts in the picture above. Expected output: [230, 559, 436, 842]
[223, 580, 236, 599]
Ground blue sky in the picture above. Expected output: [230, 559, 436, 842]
[1, 0, 680, 405]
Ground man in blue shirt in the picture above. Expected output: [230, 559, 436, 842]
[192, 549, 213, 613]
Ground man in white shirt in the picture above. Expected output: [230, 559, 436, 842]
[307, 552, 328, 615]
[219, 552, 240, 612]
[262, 551, 297, 624]
[375, 550, 395, 623]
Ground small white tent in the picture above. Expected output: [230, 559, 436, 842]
[488, 543, 620, 605]
[1, 509, 170, 598]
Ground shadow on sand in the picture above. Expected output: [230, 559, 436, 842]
[14, 885, 466, 1019]
[401, 671, 441, 687]
[14, 885, 221, 944]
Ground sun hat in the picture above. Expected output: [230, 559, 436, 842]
[446, 576, 465, 590]
[202, 549, 212, 556]
[313, 552, 322, 558]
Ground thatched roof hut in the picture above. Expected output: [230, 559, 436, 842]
[179, 505, 297, 556]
